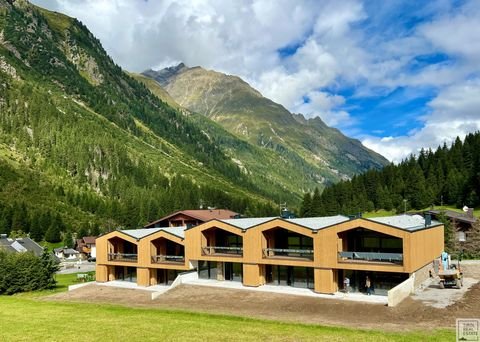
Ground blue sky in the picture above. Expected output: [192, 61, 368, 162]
[34, 0, 480, 162]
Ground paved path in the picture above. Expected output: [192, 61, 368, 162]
[57, 262, 96, 274]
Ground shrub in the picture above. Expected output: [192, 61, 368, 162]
[0, 248, 59, 295]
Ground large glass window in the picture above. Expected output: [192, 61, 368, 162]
[224, 262, 243, 282]
[126, 267, 137, 282]
[198, 261, 218, 279]
[267, 266, 314, 289]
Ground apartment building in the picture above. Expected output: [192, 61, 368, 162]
[96, 214, 444, 294]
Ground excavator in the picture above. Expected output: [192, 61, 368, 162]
[438, 251, 463, 289]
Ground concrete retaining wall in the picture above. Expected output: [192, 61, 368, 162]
[151, 270, 198, 300]
[387, 275, 414, 307]
[413, 261, 433, 288]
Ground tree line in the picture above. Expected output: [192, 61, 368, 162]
[300, 132, 480, 217]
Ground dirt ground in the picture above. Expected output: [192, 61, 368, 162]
[47, 279, 480, 332]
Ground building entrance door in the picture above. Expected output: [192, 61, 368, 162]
[224, 262, 243, 282]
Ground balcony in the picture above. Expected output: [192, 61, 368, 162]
[338, 251, 403, 265]
[263, 248, 314, 260]
[108, 253, 138, 262]
[202, 246, 243, 256]
[151, 255, 185, 264]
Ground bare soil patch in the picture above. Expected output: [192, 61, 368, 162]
[46, 280, 480, 331]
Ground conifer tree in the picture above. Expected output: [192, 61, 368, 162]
[463, 222, 480, 259]
[29, 215, 44, 242]
[300, 192, 312, 217]
[63, 230, 74, 248]
[310, 188, 323, 216]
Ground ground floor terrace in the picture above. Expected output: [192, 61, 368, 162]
[98, 265, 183, 286]
[98, 261, 413, 296]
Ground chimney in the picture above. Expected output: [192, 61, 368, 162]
[425, 213, 432, 227]
[467, 208, 474, 218]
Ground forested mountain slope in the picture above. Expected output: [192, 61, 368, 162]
[0, 0, 278, 240]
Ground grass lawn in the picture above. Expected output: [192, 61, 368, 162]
[363, 205, 480, 218]
[0, 272, 455, 341]
[39, 241, 64, 252]
[363, 209, 396, 218]
[0, 271, 454, 341]
[0, 295, 455, 342]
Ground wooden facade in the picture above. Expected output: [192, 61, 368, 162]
[96, 216, 444, 294]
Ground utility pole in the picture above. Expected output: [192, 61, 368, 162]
[440, 195, 443, 207]
[403, 199, 407, 215]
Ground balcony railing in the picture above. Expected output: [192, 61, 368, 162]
[108, 253, 138, 262]
[263, 248, 314, 260]
[151, 255, 185, 263]
[338, 251, 403, 264]
[202, 246, 243, 256]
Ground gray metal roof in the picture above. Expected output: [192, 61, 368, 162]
[221, 217, 278, 229]
[159, 226, 186, 239]
[121, 226, 186, 239]
[287, 215, 350, 230]
[428, 210, 477, 224]
[367, 214, 442, 231]
[0, 237, 44, 256]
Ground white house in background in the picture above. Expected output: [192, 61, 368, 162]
[75, 236, 97, 258]
[54, 247, 80, 260]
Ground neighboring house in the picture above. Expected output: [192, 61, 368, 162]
[96, 214, 443, 299]
[144, 209, 239, 229]
[54, 247, 80, 260]
[75, 236, 97, 258]
[426, 209, 477, 241]
[0, 235, 44, 256]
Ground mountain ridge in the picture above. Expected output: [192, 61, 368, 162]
[142, 63, 388, 184]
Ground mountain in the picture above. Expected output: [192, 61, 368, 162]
[142, 65, 388, 186]
[131, 72, 335, 201]
[0, 0, 281, 238]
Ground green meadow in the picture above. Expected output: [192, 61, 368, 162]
[0, 274, 454, 342]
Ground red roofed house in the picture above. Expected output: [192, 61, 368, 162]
[144, 209, 239, 229]
[76, 236, 97, 258]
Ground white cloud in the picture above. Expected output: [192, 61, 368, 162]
[362, 79, 480, 162]
[33, 0, 363, 128]
[32, 0, 480, 163]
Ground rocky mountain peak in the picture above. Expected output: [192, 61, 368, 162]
[142, 62, 188, 87]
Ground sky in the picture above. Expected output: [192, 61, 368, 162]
[33, 0, 480, 163]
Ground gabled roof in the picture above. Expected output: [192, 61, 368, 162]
[287, 215, 350, 230]
[0, 237, 44, 256]
[220, 217, 278, 229]
[145, 209, 239, 228]
[54, 247, 79, 254]
[82, 236, 97, 244]
[428, 210, 477, 224]
[121, 226, 186, 240]
[367, 214, 442, 231]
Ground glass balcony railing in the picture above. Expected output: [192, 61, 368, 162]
[108, 253, 138, 262]
[202, 246, 243, 256]
[151, 255, 185, 263]
[338, 251, 403, 264]
[263, 248, 314, 260]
